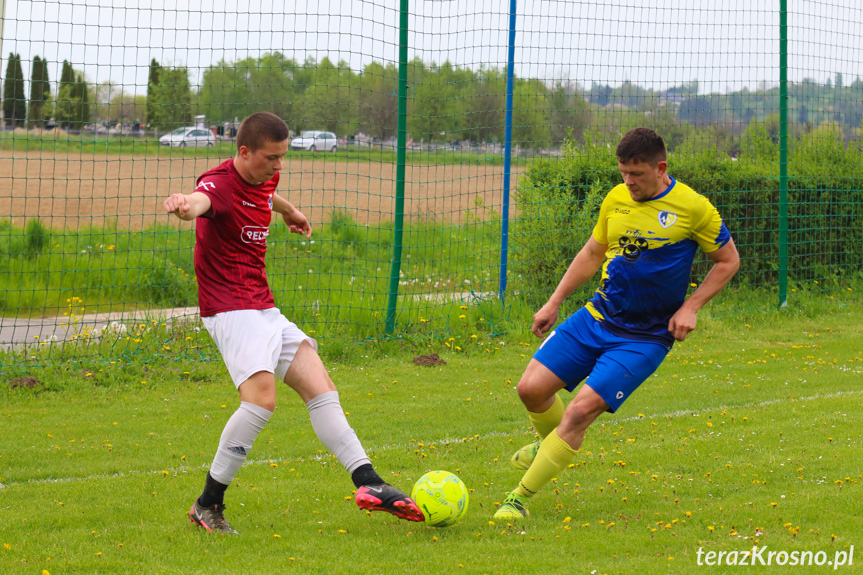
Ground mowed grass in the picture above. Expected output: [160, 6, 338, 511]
[1, 302, 862, 574]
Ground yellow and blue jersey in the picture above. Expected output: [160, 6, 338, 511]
[585, 177, 731, 345]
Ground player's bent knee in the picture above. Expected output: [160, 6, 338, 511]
[517, 359, 566, 402]
[516, 377, 556, 411]
[515, 382, 539, 408]
[239, 374, 277, 412]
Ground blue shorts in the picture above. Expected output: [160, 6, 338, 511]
[533, 307, 670, 412]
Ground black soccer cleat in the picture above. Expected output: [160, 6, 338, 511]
[355, 483, 425, 522]
[189, 500, 239, 534]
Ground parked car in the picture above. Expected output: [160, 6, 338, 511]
[290, 130, 338, 152]
[159, 127, 216, 148]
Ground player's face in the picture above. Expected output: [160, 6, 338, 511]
[618, 158, 668, 202]
[237, 139, 288, 185]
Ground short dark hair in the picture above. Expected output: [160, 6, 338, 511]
[616, 127, 667, 165]
[236, 112, 289, 152]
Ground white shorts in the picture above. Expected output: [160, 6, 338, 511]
[202, 308, 317, 388]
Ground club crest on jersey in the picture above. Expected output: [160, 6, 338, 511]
[268, 194, 273, 211]
[658, 211, 678, 228]
[241, 226, 269, 245]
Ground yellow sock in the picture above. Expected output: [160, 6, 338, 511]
[527, 394, 564, 439]
[513, 428, 577, 498]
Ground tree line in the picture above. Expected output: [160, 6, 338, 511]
[3, 52, 861, 154]
[4, 54, 91, 129]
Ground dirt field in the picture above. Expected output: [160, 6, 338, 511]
[0, 151, 522, 230]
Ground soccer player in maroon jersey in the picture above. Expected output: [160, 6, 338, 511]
[164, 112, 422, 534]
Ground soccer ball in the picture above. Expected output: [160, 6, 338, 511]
[411, 470, 469, 527]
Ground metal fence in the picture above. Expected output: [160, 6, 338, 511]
[0, 0, 860, 362]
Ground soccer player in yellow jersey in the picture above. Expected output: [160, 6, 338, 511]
[494, 127, 740, 520]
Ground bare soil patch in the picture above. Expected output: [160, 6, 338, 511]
[412, 353, 447, 366]
[0, 151, 521, 230]
[9, 376, 41, 390]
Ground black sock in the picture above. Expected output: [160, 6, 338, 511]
[197, 472, 229, 508]
[351, 464, 384, 488]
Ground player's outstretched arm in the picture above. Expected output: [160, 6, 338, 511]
[164, 192, 212, 221]
[668, 238, 740, 341]
[532, 237, 607, 338]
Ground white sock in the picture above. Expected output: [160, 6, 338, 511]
[306, 390, 370, 474]
[209, 401, 272, 485]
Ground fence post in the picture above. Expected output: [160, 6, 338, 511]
[499, 0, 517, 302]
[385, 0, 409, 334]
[778, 0, 789, 308]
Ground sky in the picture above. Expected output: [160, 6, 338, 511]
[1, 0, 862, 96]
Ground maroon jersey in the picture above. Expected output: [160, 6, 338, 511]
[193, 159, 278, 317]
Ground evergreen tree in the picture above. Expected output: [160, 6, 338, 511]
[55, 64, 90, 129]
[69, 72, 83, 128]
[55, 60, 75, 128]
[3, 53, 27, 127]
[76, 73, 91, 126]
[29, 56, 51, 128]
[146, 58, 161, 126]
[13, 54, 27, 126]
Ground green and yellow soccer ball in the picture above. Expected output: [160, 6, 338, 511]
[411, 470, 469, 527]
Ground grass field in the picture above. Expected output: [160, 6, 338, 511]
[1, 297, 861, 574]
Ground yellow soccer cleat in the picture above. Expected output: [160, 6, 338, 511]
[493, 492, 530, 520]
[509, 441, 541, 470]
